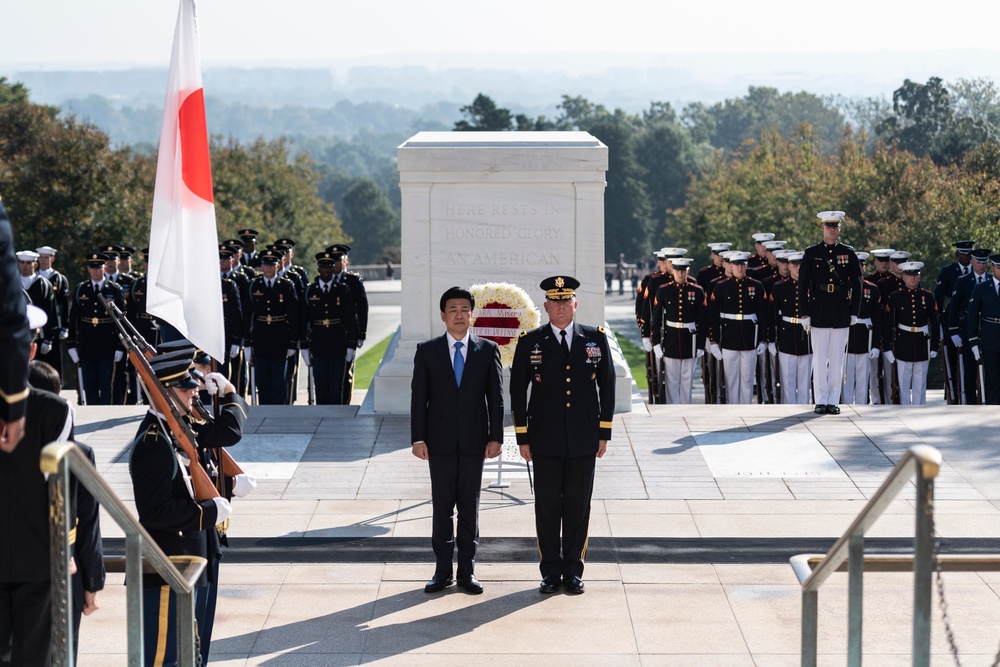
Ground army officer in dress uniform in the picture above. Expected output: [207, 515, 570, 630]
[797, 211, 862, 415]
[511, 276, 615, 595]
[302, 251, 358, 404]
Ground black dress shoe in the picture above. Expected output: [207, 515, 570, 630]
[564, 576, 585, 595]
[814, 404, 828, 414]
[826, 404, 841, 414]
[539, 576, 561, 594]
[424, 573, 453, 593]
[456, 575, 484, 594]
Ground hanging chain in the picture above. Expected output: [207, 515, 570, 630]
[929, 495, 963, 666]
[928, 496, 1000, 667]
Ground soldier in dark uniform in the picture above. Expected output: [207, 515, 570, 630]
[237, 228, 262, 269]
[650, 258, 706, 404]
[128, 249, 159, 355]
[17, 250, 59, 360]
[221, 244, 252, 394]
[965, 253, 1000, 404]
[245, 250, 302, 404]
[843, 253, 882, 404]
[34, 246, 70, 379]
[797, 211, 862, 415]
[935, 240, 975, 403]
[275, 238, 309, 289]
[882, 262, 939, 405]
[302, 251, 358, 404]
[67, 253, 126, 405]
[219, 249, 244, 369]
[1, 305, 76, 667]
[875, 251, 910, 403]
[0, 195, 30, 453]
[128, 354, 239, 666]
[325, 244, 368, 403]
[636, 249, 667, 334]
[865, 249, 895, 403]
[946, 247, 991, 404]
[511, 276, 614, 595]
[748, 232, 775, 270]
[748, 240, 785, 402]
[767, 252, 812, 403]
[747, 240, 785, 283]
[696, 243, 731, 293]
[707, 252, 767, 404]
[99, 244, 135, 403]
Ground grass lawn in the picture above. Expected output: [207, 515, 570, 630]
[354, 335, 392, 390]
[611, 327, 647, 390]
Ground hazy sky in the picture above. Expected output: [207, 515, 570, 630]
[5, 0, 1000, 68]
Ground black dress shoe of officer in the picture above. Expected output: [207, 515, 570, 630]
[424, 573, 453, 593]
[539, 576, 561, 594]
[564, 576, 585, 595]
[826, 404, 841, 415]
[814, 404, 828, 415]
[456, 574, 484, 594]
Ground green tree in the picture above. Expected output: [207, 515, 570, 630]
[454, 94, 513, 131]
[340, 179, 400, 263]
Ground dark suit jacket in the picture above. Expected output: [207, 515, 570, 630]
[410, 333, 503, 456]
[966, 279, 1000, 353]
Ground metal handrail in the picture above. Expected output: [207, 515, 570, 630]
[41, 441, 206, 667]
[790, 444, 942, 667]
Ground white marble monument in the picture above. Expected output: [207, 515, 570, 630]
[371, 131, 633, 413]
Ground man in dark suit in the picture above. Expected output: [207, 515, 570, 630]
[411, 287, 503, 595]
[511, 276, 615, 595]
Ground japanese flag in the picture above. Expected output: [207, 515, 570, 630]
[146, 0, 225, 361]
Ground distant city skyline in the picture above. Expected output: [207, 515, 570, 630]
[5, 0, 1000, 72]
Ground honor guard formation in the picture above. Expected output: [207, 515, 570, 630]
[635, 210, 999, 409]
[24, 230, 369, 408]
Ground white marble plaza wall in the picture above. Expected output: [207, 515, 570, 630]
[373, 131, 633, 413]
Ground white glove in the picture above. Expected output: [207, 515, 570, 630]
[973, 345, 981, 361]
[39, 341, 52, 355]
[58, 328, 68, 340]
[286, 348, 296, 358]
[244, 347, 253, 362]
[229, 344, 240, 359]
[301, 349, 311, 366]
[708, 343, 723, 360]
[755, 342, 766, 356]
[356, 339, 365, 349]
[767, 342, 777, 355]
[929, 351, 938, 359]
[884, 350, 896, 364]
[113, 350, 124, 363]
[850, 315, 858, 326]
[653, 345, 663, 360]
[203, 372, 230, 396]
[212, 496, 233, 524]
[695, 349, 705, 358]
[869, 348, 881, 360]
[800, 316, 811, 333]
[231, 473, 257, 498]
[346, 348, 356, 362]
[641, 337, 653, 352]
[68, 347, 79, 364]
[951, 335, 963, 349]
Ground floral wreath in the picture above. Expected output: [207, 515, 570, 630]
[469, 282, 541, 367]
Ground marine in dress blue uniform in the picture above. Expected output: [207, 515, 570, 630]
[650, 258, 707, 404]
[882, 262, 939, 405]
[796, 211, 862, 414]
[707, 251, 767, 404]
[843, 253, 883, 404]
[511, 276, 614, 595]
[767, 252, 813, 404]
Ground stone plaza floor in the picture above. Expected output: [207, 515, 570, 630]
[70, 400, 1000, 666]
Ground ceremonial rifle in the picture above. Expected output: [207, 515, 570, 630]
[941, 338, 954, 405]
[99, 294, 219, 501]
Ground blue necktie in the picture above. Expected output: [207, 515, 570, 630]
[453, 341, 464, 385]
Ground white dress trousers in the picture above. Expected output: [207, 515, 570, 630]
[810, 327, 850, 405]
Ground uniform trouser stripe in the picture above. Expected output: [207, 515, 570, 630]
[154, 585, 170, 666]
